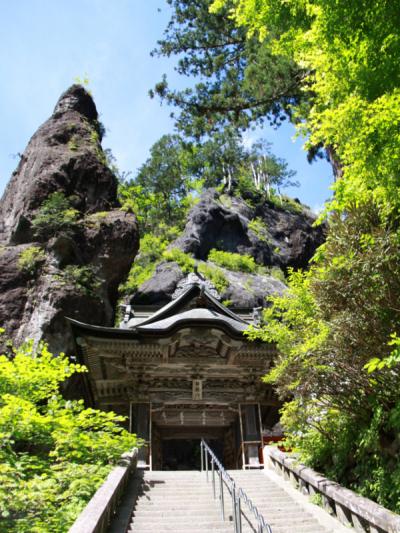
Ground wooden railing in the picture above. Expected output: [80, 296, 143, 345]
[68, 449, 138, 533]
[264, 446, 400, 533]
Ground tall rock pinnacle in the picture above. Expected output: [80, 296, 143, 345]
[0, 84, 118, 244]
[0, 85, 139, 353]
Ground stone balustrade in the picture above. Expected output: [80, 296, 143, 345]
[264, 446, 400, 533]
[68, 449, 138, 533]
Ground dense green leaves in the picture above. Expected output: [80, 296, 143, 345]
[119, 130, 296, 242]
[212, 0, 400, 215]
[208, 249, 256, 273]
[209, 0, 400, 510]
[32, 192, 79, 238]
[0, 339, 137, 532]
[247, 204, 400, 509]
[17, 246, 46, 276]
[151, 0, 303, 137]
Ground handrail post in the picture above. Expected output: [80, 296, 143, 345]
[219, 470, 225, 521]
[237, 493, 242, 533]
[201, 438, 271, 533]
[232, 483, 238, 533]
[200, 440, 204, 472]
[212, 458, 216, 499]
[205, 445, 209, 482]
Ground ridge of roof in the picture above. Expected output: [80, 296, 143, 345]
[132, 283, 250, 329]
[137, 307, 248, 334]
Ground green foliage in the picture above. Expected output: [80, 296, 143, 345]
[280, 402, 400, 512]
[18, 246, 46, 276]
[265, 266, 286, 283]
[365, 334, 400, 373]
[32, 192, 79, 238]
[55, 265, 100, 296]
[218, 194, 233, 209]
[209, 0, 400, 511]
[269, 194, 304, 214]
[83, 211, 109, 228]
[0, 339, 137, 532]
[120, 234, 169, 295]
[246, 204, 400, 510]
[309, 493, 323, 507]
[151, 0, 304, 137]
[118, 130, 296, 236]
[68, 135, 79, 152]
[119, 134, 201, 233]
[248, 217, 269, 242]
[213, 0, 400, 216]
[162, 248, 195, 274]
[197, 263, 229, 294]
[243, 277, 255, 294]
[73, 74, 90, 87]
[89, 128, 110, 167]
[208, 248, 256, 273]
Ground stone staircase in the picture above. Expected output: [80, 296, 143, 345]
[127, 471, 231, 532]
[123, 469, 348, 533]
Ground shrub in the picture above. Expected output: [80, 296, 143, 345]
[218, 194, 233, 209]
[55, 265, 100, 296]
[68, 135, 79, 152]
[162, 248, 195, 273]
[18, 246, 46, 276]
[208, 249, 257, 273]
[248, 217, 270, 243]
[120, 234, 168, 295]
[83, 212, 109, 228]
[266, 266, 286, 283]
[197, 263, 229, 294]
[0, 338, 137, 532]
[268, 193, 305, 214]
[32, 192, 79, 238]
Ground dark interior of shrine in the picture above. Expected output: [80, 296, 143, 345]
[161, 438, 224, 470]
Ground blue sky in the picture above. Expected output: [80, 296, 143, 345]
[0, 0, 333, 212]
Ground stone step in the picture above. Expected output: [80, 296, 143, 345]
[131, 517, 321, 528]
[128, 525, 233, 533]
[130, 526, 329, 533]
[133, 509, 221, 520]
[133, 509, 315, 523]
[126, 469, 339, 533]
[130, 520, 236, 529]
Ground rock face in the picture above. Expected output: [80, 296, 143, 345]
[0, 85, 139, 353]
[132, 262, 185, 306]
[132, 188, 325, 308]
[0, 85, 119, 245]
[173, 188, 325, 269]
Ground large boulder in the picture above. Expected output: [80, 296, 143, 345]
[132, 259, 286, 309]
[173, 188, 325, 270]
[0, 86, 139, 353]
[131, 188, 325, 308]
[132, 262, 185, 306]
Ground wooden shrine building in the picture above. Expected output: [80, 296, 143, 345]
[69, 272, 280, 470]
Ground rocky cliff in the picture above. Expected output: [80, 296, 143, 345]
[0, 85, 139, 353]
[130, 188, 325, 308]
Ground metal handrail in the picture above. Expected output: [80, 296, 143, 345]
[200, 439, 272, 533]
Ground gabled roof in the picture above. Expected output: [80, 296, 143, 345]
[127, 283, 249, 330]
[67, 282, 254, 340]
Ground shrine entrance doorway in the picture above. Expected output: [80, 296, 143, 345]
[132, 402, 267, 470]
[161, 438, 224, 470]
[152, 424, 228, 471]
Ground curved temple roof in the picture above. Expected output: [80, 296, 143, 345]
[68, 281, 257, 340]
